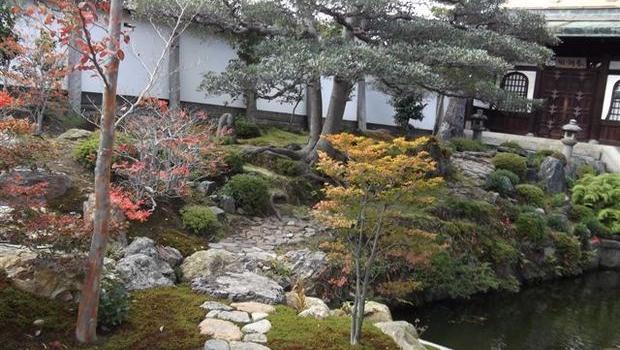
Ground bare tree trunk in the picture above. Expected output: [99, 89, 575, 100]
[168, 31, 181, 110]
[245, 88, 258, 121]
[357, 77, 367, 132]
[436, 97, 466, 141]
[68, 32, 83, 114]
[301, 78, 322, 154]
[75, 0, 123, 343]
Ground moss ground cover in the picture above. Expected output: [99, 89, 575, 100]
[239, 127, 308, 147]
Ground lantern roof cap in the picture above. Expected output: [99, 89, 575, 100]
[562, 119, 582, 132]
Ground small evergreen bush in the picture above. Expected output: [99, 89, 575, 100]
[272, 158, 304, 177]
[515, 184, 545, 208]
[499, 141, 523, 152]
[221, 174, 271, 215]
[235, 118, 261, 139]
[74, 132, 133, 169]
[449, 137, 487, 152]
[569, 204, 595, 222]
[547, 213, 570, 232]
[582, 217, 612, 238]
[551, 232, 582, 273]
[485, 169, 519, 195]
[223, 150, 245, 175]
[493, 152, 527, 179]
[433, 198, 497, 224]
[180, 205, 222, 236]
[98, 274, 130, 329]
[515, 212, 547, 242]
[572, 223, 591, 241]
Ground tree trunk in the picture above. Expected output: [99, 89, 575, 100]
[356, 77, 367, 132]
[436, 97, 466, 141]
[168, 31, 181, 110]
[245, 88, 258, 121]
[75, 0, 123, 343]
[301, 78, 322, 154]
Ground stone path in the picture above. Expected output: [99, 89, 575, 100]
[200, 301, 275, 350]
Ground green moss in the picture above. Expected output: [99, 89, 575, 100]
[0, 281, 76, 350]
[239, 127, 308, 147]
[158, 230, 207, 256]
[432, 198, 497, 225]
[268, 306, 399, 350]
[515, 184, 545, 208]
[180, 205, 222, 237]
[91, 286, 207, 350]
[271, 158, 305, 177]
[448, 137, 487, 152]
[499, 141, 523, 152]
[492, 152, 527, 180]
[515, 212, 548, 242]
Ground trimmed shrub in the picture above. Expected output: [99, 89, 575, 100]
[221, 174, 271, 216]
[548, 193, 567, 208]
[180, 205, 222, 236]
[551, 232, 582, 273]
[582, 217, 612, 238]
[433, 198, 497, 224]
[575, 164, 597, 179]
[73, 132, 133, 169]
[272, 158, 304, 177]
[572, 223, 591, 241]
[515, 212, 547, 242]
[485, 171, 516, 196]
[569, 204, 595, 222]
[493, 153, 527, 180]
[98, 274, 130, 329]
[235, 118, 261, 139]
[499, 141, 523, 152]
[547, 213, 570, 232]
[223, 150, 245, 175]
[449, 137, 487, 152]
[515, 184, 545, 208]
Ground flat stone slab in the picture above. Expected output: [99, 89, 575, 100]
[251, 312, 268, 321]
[204, 339, 230, 350]
[241, 319, 272, 334]
[207, 310, 252, 324]
[192, 272, 284, 304]
[198, 318, 243, 341]
[231, 302, 276, 314]
[243, 333, 268, 343]
[229, 341, 271, 350]
[201, 301, 234, 312]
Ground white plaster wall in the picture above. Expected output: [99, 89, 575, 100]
[600, 75, 620, 120]
[81, 17, 170, 99]
[473, 69, 537, 109]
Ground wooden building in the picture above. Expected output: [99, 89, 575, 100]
[474, 1, 620, 145]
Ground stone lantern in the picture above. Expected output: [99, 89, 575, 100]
[470, 109, 487, 141]
[561, 119, 582, 160]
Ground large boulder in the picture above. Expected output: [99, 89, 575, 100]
[191, 271, 284, 304]
[364, 301, 393, 323]
[278, 249, 326, 292]
[298, 297, 330, 319]
[57, 128, 93, 140]
[0, 167, 72, 201]
[181, 249, 237, 281]
[599, 239, 620, 270]
[538, 157, 567, 193]
[115, 254, 175, 290]
[374, 321, 426, 350]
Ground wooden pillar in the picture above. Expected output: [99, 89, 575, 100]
[67, 32, 82, 113]
[356, 77, 367, 131]
[168, 31, 181, 110]
[590, 55, 610, 143]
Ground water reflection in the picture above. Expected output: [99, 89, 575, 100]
[394, 271, 620, 350]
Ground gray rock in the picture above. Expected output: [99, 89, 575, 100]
[57, 128, 93, 140]
[192, 271, 284, 304]
[201, 301, 234, 312]
[181, 249, 237, 281]
[243, 333, 267, 343]
[207, 310, 252, 324]
[229, 341, 271, 350]
[198, 180, 217, 195]
[204, 339, 230, 350]
[241, 319, 272, 334]
[210, 206, 227, 220]
[0, 167, 72, 200]
[600, 239, 620, 269]
[374, 321, 425, 350]
[199, 318, 243, 341]
[0, 205, 14, 223]
[157, 245, 183, 267]
[279, 249, 326, 292]
[251, 312, 268, 321]
[115, 254, 175, 290]
[124, 237, 158, 258]
[538, 157, 567, 193]
[220, 195, 236, 213]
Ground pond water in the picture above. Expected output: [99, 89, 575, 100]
[394, 271, 620, 350]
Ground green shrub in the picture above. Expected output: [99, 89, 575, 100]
[499, 141, 523, 152]
[551, 232, 582, 273]
[449, 137, 487, 152]
[221, 174, 271, 216]
[98, 274, 130, 329]
[548, 193, 567, 208]
[485, 171, 516, 196]
[272, 158, 304, 177]
[572, 223, 591, 241]
[575, 164, 597, 179]
[571, 173, 620, 234]
[235, 118, 261, 139]
[493, 152, 527, 179]
[530, 149, 567, 168]
[515, 184, 545, 208]
[546, 213, 570, 232]
[180, 205, 222, 236]
[515, 212, 548, 242]
[73, 132, 133, 169]
[224, 150, 245, 175]
[582, 217, 612, 238]
[433, 198, 497, 224]
[569, 204, 595, 222]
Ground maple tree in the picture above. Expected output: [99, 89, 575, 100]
[314, 133, 443, 345]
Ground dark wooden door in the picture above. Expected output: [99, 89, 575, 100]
[537, 68, 598, 140]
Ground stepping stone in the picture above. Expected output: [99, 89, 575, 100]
[199, 318, 243, 341]
[207, 310, 252, 324]
[229, 341, 271, 350]
[251, 312, 268, 321]
[204, 339, 230, 350]
[231, 302, 276, 314]
[201, 301, 233, 312]
[241, 319, 272, 334]
[243, 333, 268, 343]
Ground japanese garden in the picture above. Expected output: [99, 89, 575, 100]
[0, 1, 619, 350]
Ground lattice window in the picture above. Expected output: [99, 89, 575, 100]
[501, 72, 529, 98]
[607, 81, 620, 121]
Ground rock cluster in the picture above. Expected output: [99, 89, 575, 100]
[199, 301, 275, 350]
